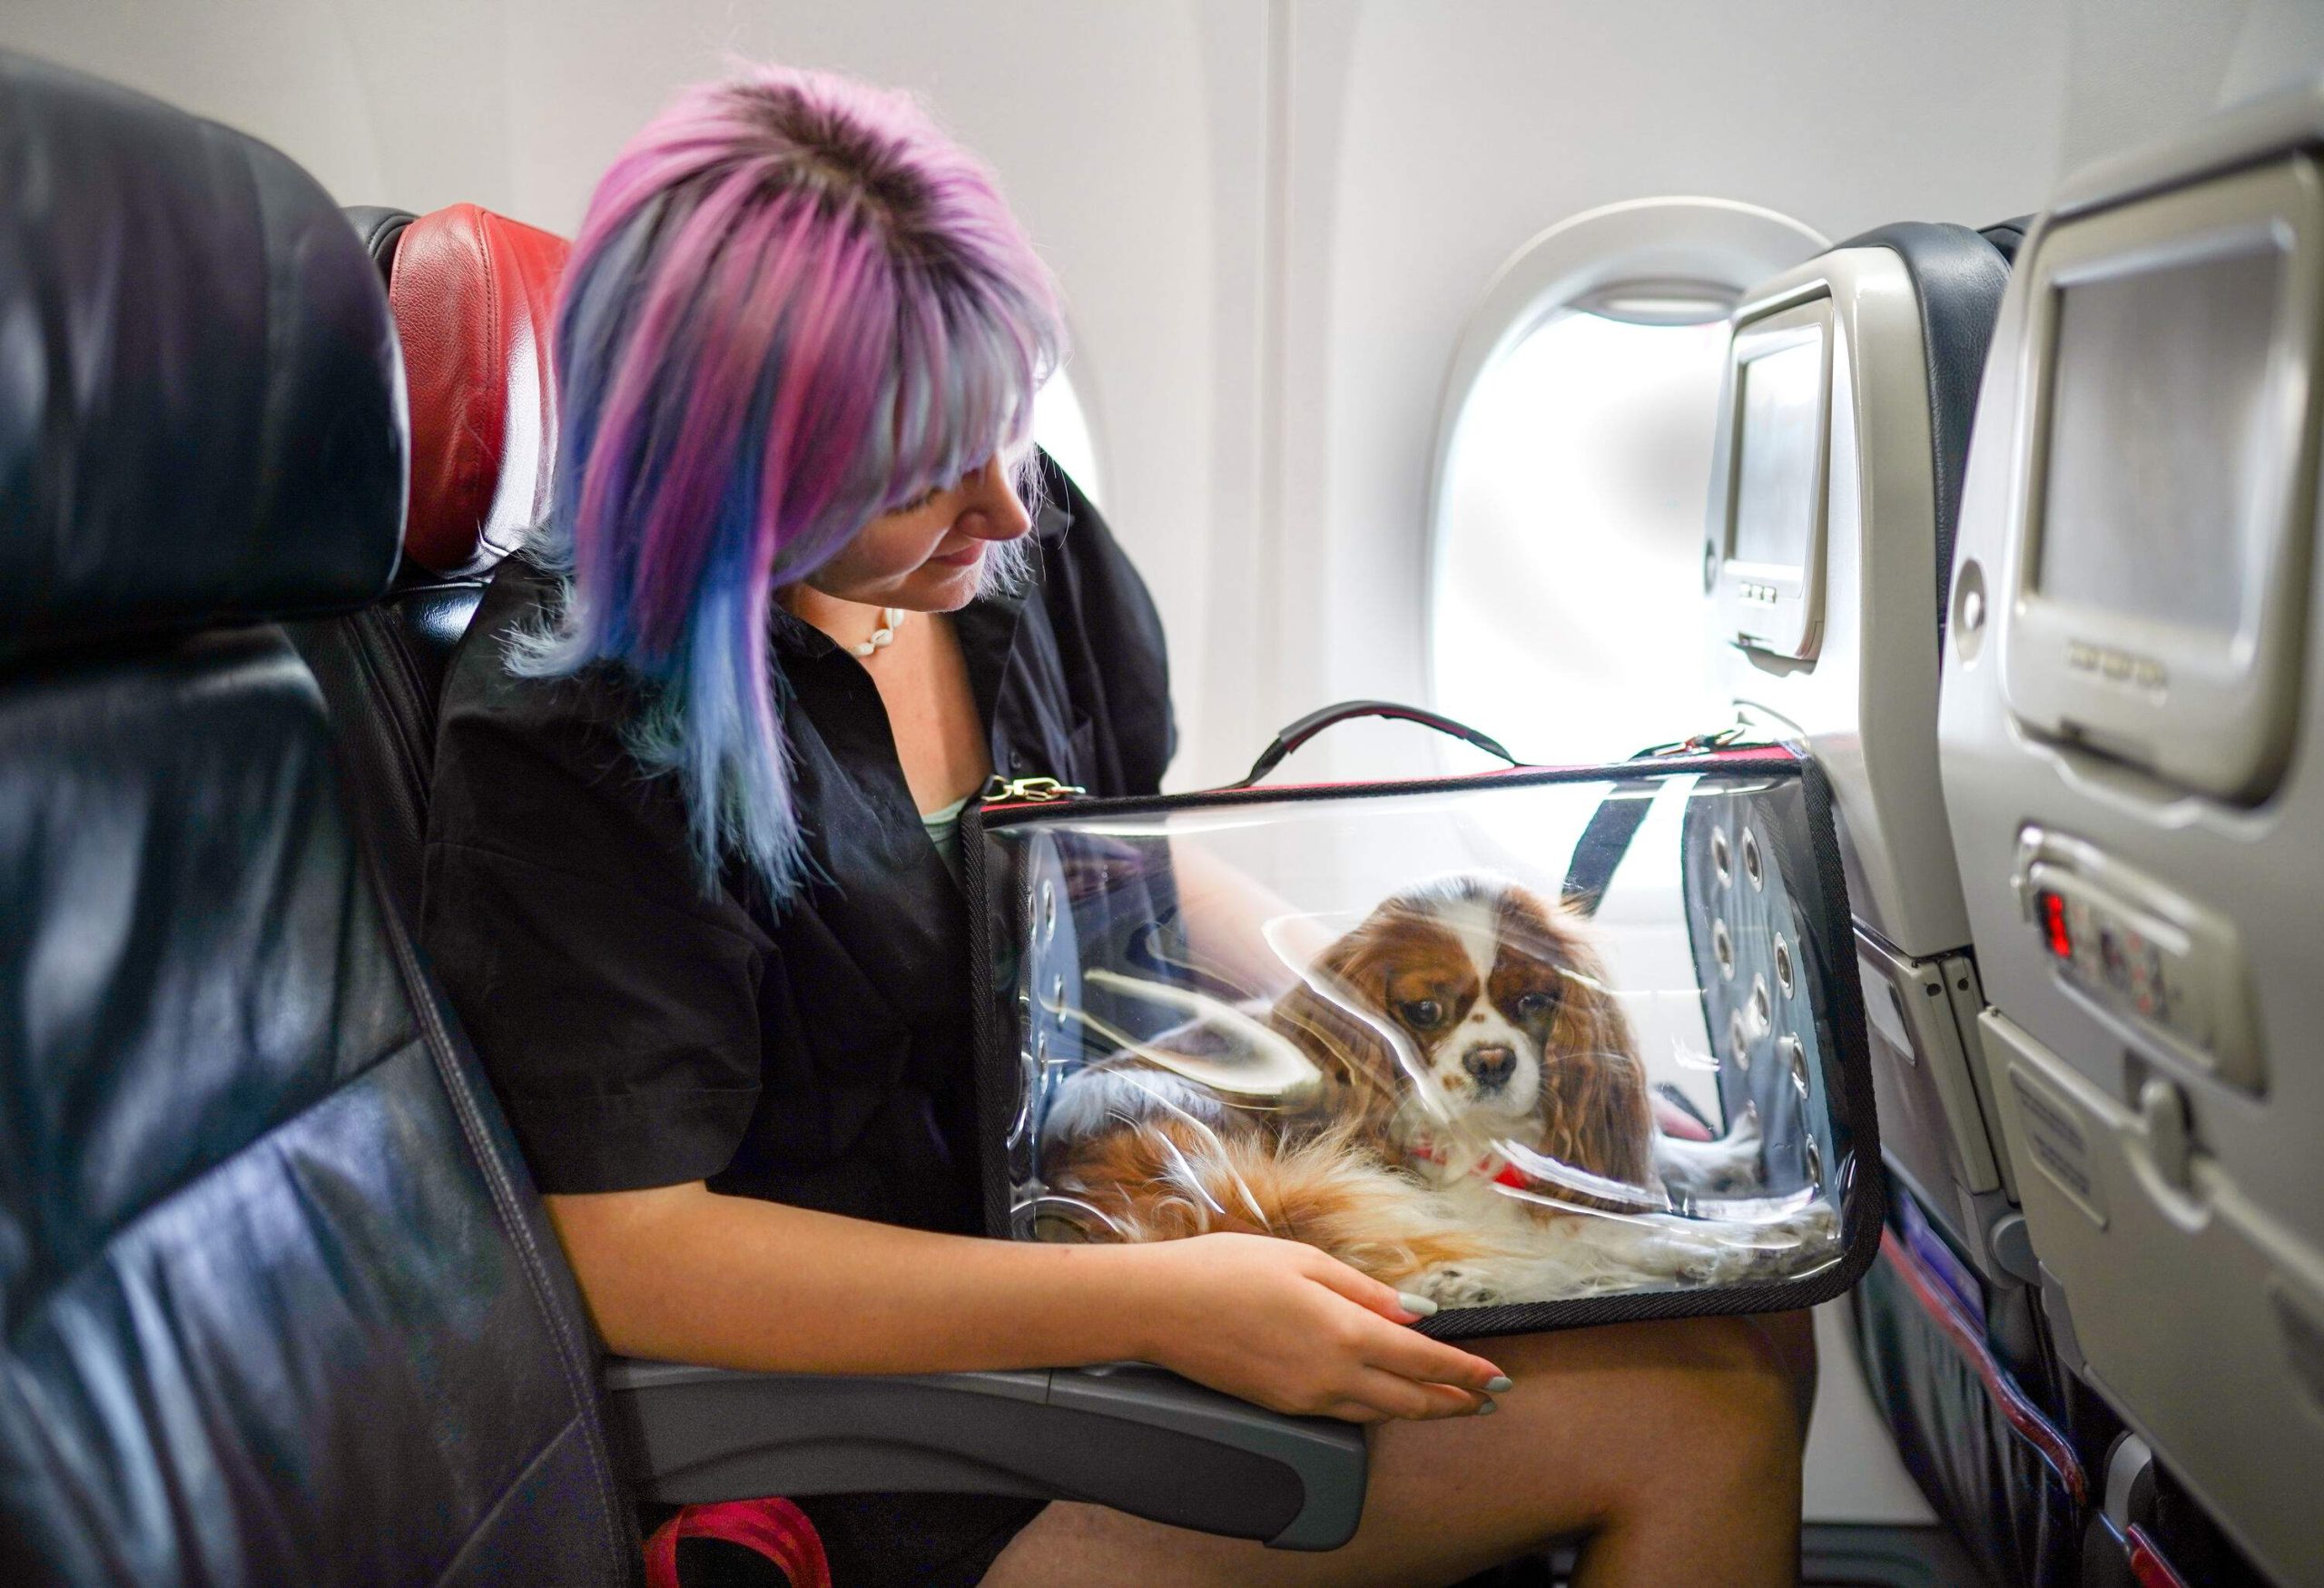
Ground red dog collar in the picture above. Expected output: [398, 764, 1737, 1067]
[1413, 1139, 1535, 1190]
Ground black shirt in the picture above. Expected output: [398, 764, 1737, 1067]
[419, 468, 1173, 1238]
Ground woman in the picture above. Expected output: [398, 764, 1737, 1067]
[421, 64, 1810, 1588]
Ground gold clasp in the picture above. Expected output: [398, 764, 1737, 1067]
[980, 774, 1088, 804]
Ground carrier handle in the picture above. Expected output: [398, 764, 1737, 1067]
[1230, 700, 1520, 790]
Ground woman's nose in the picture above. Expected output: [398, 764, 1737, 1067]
[958, 454, 1032, 543]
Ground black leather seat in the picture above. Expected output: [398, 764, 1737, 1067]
[0, 52, 637, 1587]
[290, 202, 566, 923]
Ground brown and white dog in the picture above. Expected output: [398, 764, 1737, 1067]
[1038, 873, 1833, 1307]
[1266, 873, 1659, 1211]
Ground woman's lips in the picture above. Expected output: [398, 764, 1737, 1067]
[927, 543, 984, 568]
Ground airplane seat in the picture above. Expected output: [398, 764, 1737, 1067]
[289, 201, 566, 922]
[1707, 219, 2024, 1286]
[1940, 77, 2324, 1588]
[1704, 221, 2093, 1585]
[0, 52, 640, 1586]
[2, 56, 1370, 1583]
[346, 202, 417, 263]
[1827, 222, 2011, 646]
[1977, 216, 2033, 266]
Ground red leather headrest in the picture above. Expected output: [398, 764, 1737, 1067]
[387, 204, 568, 575]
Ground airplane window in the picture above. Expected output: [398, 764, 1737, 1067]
[1432, 301, 1732, 764]
[1033, 367, 1104, 508]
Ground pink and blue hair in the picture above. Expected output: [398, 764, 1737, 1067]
[517, 64, 1063, 900]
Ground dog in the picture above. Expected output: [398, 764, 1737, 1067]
[1036, 873, 1837, 1307]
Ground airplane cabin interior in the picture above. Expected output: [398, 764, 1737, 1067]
[5, 4, 2324, 1585]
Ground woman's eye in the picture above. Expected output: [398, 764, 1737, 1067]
[1397, 999, 1443, 1029]
[1513, 991, 1554, 1020]
[896, 464, 980, 515]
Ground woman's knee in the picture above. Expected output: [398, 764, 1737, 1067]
[1474, 1317, 1801, 1517]
[1747, 1308, 1820, 1438]
[1655, 1316, 1804, 1498]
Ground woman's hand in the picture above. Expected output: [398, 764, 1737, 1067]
[1111, 1233, 1510, 1425]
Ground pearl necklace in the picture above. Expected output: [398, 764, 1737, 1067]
[852, 606, 907, 659]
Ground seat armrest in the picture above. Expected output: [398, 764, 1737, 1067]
[601, 1358, 1367, 1551]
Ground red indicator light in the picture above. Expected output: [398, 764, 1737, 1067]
[2038, 891, 2074, 960]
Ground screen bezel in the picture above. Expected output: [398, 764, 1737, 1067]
[2003, 155, 2324, 803]
[1713, 292, 1835, 661]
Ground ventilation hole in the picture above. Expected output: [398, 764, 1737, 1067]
[1713, 918, 1736, 980]
[1741, 827, 1764, 891]
[1773, 935, 1794, 996]
[1711, 827, 1733, 888]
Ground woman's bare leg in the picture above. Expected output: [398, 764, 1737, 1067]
[980, 1313, 1809, 1588]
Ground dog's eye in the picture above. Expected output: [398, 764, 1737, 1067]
[1513, 991, 1556, 1021]
[1396, 999, 1443, 1029]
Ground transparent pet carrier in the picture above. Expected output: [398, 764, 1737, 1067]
[965, 703, 1884, 1336]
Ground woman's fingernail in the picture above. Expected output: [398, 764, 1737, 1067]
[1396, 1292, 1439, 1317]
[1475, 1396, 1498, 1415]
[1484, 1375, 1513, 1394]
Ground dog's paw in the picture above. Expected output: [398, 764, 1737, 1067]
[1411, 1264, 1503, 1309]
[1707, 1198, 1842, 1282]
[1668, 1238, 1760, 1286]
[1776, 1198, 1840, 1251]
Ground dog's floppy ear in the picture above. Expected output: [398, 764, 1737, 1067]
[1269, 914, 1412, 1141]
[1501, 890, 1659, 1192]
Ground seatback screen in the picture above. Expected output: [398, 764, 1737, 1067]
[1731, 335, 1825, 571]
[2039, 242, 2286, 638]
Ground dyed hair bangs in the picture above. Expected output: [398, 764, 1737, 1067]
[517, 65, 1064, 903]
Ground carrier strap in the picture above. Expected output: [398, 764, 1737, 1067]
[1234, 699, 1518, 789]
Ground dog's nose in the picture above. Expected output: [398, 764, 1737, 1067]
[1462, 1046, 1517, 1089]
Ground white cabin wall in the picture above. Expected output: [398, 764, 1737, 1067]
[0, 0, 1245, 776]
[7, 0, 2323, 788]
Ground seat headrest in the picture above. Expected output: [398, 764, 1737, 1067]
[0, 53, 405, 661]
[344, 205, 417, 281]
[1832, 221, 2014, 636]
[1979, 216, 2033, 265]
[387, 204, 567, 575]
